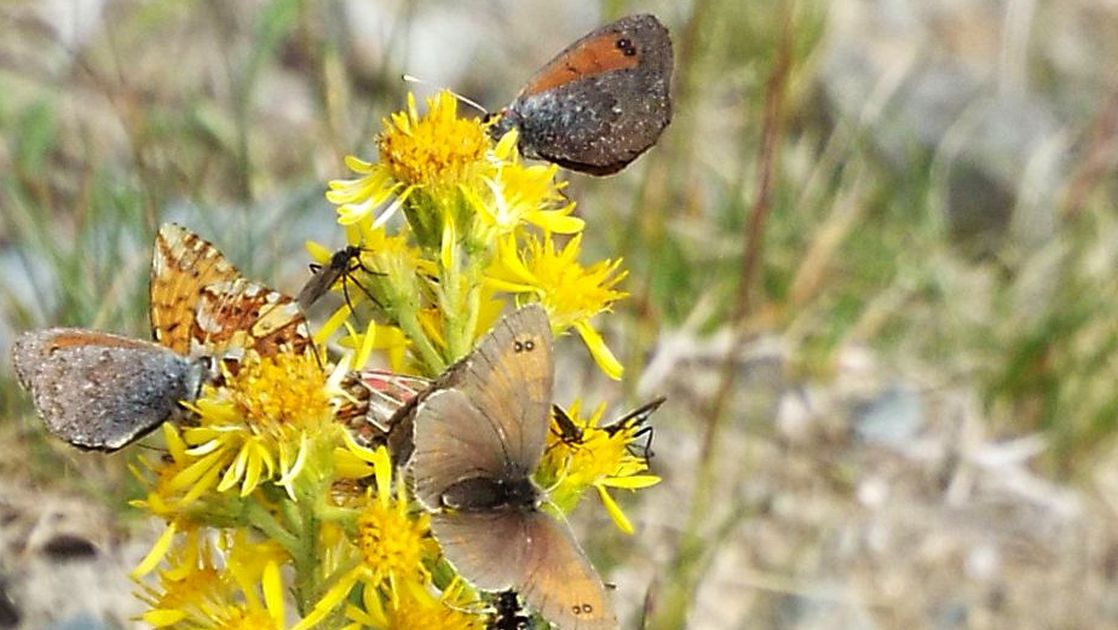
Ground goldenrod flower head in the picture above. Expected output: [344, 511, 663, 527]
[538, 401, 661, 535]
[487, 233, 629, 378]
[327, 91, 487, 229]
[175, 352, 336, 498]
[137, 530, 293, 629]
[355, 446, 433, 590]
[347, 576, 485, 630]
[380, 91, 488, 188]
[466, 131, 583, 239]
[298, 446, 437, 628]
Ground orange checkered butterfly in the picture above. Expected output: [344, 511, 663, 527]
[11, 224, 310, 450]
[151, 223, 311, 360]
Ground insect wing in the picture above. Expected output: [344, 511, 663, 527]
[432, 510, 618, 630]
[500, 14, 673, 175]
[11, 329, 204, 451]
[150, 223, 242, 354]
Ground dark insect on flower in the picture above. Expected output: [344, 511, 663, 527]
[488, 590, 532, 630]
[296, 244, 383, 312]
[551, 404, 585, 446]
[602, 396, 665, 461]
[549, 397, 665, 462]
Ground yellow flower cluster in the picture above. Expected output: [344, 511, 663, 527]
[131, 91, 659, 628]
[316, 91, 626, 378]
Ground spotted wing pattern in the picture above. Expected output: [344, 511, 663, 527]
[150, 223, 242, 355]
[151, 223, 310, 359]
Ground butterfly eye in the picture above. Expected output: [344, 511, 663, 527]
[615, 37, 637, 56]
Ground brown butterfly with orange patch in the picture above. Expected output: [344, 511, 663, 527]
[488, 13, 673, 175]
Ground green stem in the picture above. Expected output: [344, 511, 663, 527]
[397, 309, 445, 377]
[292, 491, 320, 615]
[245, 501, 299, 554]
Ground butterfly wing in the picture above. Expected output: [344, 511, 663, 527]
[505, 14, 673, 175]
[151, 223, 310, 360]
[193, 278, 311, 359]
[11, 328, 205, 450]
[410, 388, 513, 509]
[150, 223, 242, 354]
[444, 304, 553, 474]
[390, 304, 553, 467]
[432, 510, 618, 630]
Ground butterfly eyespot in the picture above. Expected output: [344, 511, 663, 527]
[571, 602, 595, 615]
[616, 37, 637, 56]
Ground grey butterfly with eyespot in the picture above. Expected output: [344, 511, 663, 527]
[409, 304, 619, 630]
[487, 13, 673, 176]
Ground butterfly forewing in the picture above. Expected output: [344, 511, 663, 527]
[519, 18, 645, 98]
[150, 224, 242, 354]
[450, 305, 553, 473]
[11, 329, 205, 451]
[411, 389, 515, 510]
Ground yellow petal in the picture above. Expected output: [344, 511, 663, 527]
[595, 484, 634, 535]
[131, 522, 177, 578]
[263, 561, 286, 625]
[575, 320, 624, 380]
[603, 474, 662, 489]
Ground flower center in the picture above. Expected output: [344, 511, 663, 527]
[356, 503, 426, 588]
[378, 94, 488, 188]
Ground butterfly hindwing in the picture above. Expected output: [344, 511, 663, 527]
[11, 328, 205, 451]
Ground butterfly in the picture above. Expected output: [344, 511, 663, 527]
[335, 368, 430, 448]
[11, 329, 207, 451]
[151, 223, 310, 360]
[409, 304, 619, 630]
[488, 14, 673, 176]
[11, 224, 310, 450]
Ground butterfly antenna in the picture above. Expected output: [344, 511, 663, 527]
[402, 74, 489, 115]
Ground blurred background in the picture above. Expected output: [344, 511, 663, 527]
[2, 0, 1118, 628]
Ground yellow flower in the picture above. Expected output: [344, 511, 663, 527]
[465, 130, 584, 239]
[327, 91, 487, 229]
[295, 446, 438, 629]
[136, 530, 295, 629]
[346, 576, 485, 630]
[130, 423, 213, 516]
[537, 400, 662, 535]
[172, 352, 337, 499]
[487, 232, 629, 378]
